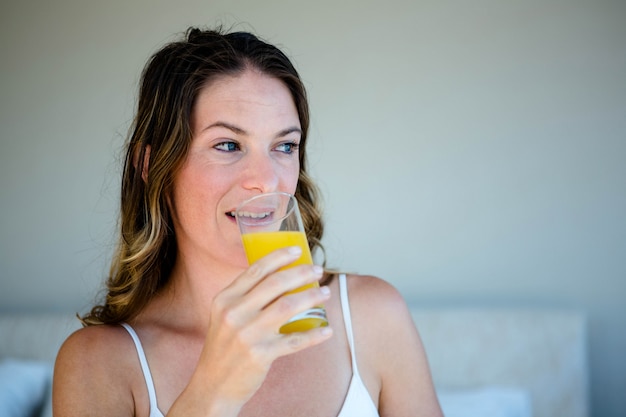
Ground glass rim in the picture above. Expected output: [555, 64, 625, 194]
[235, 192, 298, 228]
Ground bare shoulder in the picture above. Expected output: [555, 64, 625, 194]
[342, 273, 415, 376]
[56, 324, 135, 370]
[344, 273, 420, 360]
[58, 322, 132, 355]
[54, 324, 138, 416]
[344, 274, 443, 417]
[345, 274, 413, 325]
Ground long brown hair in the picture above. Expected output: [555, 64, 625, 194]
[82, 27, 325, 326]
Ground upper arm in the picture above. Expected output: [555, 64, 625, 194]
[349, 276, 443, 417]
[53, 326, 137, 417]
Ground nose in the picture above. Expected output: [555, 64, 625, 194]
[241, 151, 280, 193]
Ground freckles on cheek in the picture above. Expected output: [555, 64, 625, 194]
[287, 168, 300, 194]
[171, 176, 207, 225]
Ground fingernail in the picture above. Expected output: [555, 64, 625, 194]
[312, 265, 324, 275]
[288, 246, 302, 256]
[320, 286, 331, 296]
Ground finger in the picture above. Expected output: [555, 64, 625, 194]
[226, 246, 303, 295]
[212, 248, 313, 331]
[275, 324, 334, 356]
[254, 284, 331, 333]
[244, 264, 324, 309]
[243, 323, 333, 368]
[214, 265, 326, 332]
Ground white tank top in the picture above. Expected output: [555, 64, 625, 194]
[122, 273, 379, 417]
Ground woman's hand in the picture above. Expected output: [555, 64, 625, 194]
[168, 246, 332, 416]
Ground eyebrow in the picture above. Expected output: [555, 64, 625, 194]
[203, 121, 246, 135]
[203, 121, 302, 138]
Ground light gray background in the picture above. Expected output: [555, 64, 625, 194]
[1, 1, 624, 416]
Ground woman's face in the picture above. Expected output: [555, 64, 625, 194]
[171, 69, 302, 270]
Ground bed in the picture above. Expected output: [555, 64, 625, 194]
[0, 308, 589, 417]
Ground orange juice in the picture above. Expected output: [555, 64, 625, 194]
[241, 230, 328, 333]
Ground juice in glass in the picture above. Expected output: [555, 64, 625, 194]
[241, 230, 328, 333]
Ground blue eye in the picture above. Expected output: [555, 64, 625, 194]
[276, 142, 299, 154]
[214, 141, 240, 152]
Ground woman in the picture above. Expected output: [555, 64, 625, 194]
[54, 27, 443, 417]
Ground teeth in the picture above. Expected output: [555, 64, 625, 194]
[232, 211, 271, 219]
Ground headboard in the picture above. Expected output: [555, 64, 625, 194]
[410, 308, 589, 417]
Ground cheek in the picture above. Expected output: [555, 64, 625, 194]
[171, 167, 215, 225]
[170, 181, 202, 229]
[282, 163, 301, 194]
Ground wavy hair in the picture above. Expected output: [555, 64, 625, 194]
[82, 27, 325, 325]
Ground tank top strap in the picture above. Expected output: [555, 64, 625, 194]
[120, 323, 161, 416]
[337, 274, 381, 417]
[338, 273, 359, 372]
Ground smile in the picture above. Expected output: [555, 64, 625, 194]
[229, 210, 272, 219]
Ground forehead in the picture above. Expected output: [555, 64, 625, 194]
[193, 70, 299, 124]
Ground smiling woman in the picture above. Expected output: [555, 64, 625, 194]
[52, 27, 443, 417]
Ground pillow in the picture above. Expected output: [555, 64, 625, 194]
[0, 358, 53, 417]
[437, 386, 532, 417]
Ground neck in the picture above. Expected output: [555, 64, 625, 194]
[149, 250, 247, 331]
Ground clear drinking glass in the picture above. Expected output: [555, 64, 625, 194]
[235, 192, 328, 334]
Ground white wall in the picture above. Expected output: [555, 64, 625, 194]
[1, 1, 624, 416]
